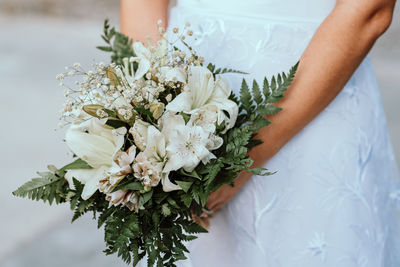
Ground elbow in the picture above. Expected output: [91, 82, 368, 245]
[339, 0, 396, 38]
[368, 1, 396, 37]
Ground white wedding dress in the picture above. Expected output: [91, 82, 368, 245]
[166, 0, 400, 266]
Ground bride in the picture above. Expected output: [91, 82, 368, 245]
[120, 0, 400, 266]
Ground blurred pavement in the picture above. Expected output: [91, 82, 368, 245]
[0, 4, 399, 267]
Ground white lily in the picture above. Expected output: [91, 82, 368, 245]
[188, 108, 218, 133]
[65, 118, 126, 200]
[166, 66, 238, 132]
[161, 113, 213, 173]
[137, 124, 181, 192]
[133, 36, 168, 80]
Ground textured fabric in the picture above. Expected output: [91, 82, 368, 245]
[166, 1, 400, 266]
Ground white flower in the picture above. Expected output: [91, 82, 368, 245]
[105, 190, 139, 211]
[64, 118, 126, 200]
[133, 36, 168, 80]
[99, 146, 137, 194]
[188, 108, 218, 133]
[133, 152, 161, 187]
[139, 124, 181, 192]
[166, 66, 238, 131]
[129, 119, 151, 151]
[159, 66, 187, 83]
[162, 113, 213, 173]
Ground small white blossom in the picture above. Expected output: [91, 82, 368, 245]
[103, 78, 110, 85]
[56, 74, 64, 81]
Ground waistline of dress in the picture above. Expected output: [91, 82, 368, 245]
[171, 5, 326, 25]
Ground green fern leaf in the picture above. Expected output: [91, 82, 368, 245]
[12, 172, 66, 205]
[252, 80, 263, 105]
[239, 79, 253, 113]
[263, 77, 270, 98]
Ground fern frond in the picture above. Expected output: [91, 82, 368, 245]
[12, 172, 66, 205]
[239, 79, 253, 113]
[252, 80, 263, 105]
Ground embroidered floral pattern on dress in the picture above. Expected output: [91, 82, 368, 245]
[161, 3, 400, 267]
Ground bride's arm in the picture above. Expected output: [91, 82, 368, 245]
[120, 0, 170, 43]
[207, 0, 396, 212]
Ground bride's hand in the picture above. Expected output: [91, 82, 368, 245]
[206, 184, 240, 213]
[206, 171, 253, 213]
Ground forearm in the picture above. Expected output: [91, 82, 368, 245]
[120, 0, 170, 43]
[247, 0, 395, 171]
[206, 0, 395, 211]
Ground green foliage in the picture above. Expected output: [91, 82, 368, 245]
[206, 62, 248, 77]
[200, 61, 299, 194]
[12, 169, 67, 205]
[59, 158, 92, 172]
[97, 19, 135, 66]
[104, 209, 140, 264]
[69, 178, 103, 222]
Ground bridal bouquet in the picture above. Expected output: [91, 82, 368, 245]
[13, 20, 297, 266]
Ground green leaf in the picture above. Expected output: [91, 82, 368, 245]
[59, 158, 92, 172]
[13, 176, 57, 197]
[180, 193, 193, 208]
[104, 211, 139, 264]
[97, 206, 117, 228]
[161, 203, 171, 216]
[252, 80, 263, 105]
[257, 105, 282, 116]
[179, 169, 201, 180]
[175, 181, 193, 193]
[263, 77, 270, 98]
[181, 221, 208, 234]
[167, 197, 179, 209]
[96, 46, 113, 52]
[105, 118, 127, 129]
[239, 79, 253, 113]
[114, 181, 144, 192]
[12, 171, 66, 205]
[138, 190, 153, 208]
[206, 62, 215, 73]
[265, 62, 299, 103]
[270, 76, 277, 92]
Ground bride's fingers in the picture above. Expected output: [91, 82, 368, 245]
[211, 202, 224, 213]
[206, 198, 218, 210]
[200, 211, 209, 218]
[207, 199, 222, 211]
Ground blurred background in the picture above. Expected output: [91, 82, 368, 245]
[0, 1, 398, 267]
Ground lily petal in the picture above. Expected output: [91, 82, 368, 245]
[133, 41, 151, 59]
[65, 165, 109, 200]
[134, 58, 151, 80]
[165, 91, 193, 113]
[160, 66, 187, 83]
[208, 99, 239, 132]
[66, 126, 115, 168]
[187, 66, 215, 108]
[65, 168, 99, 189]
[81, 170, 105, 200]
[161, 172, 181, 192]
